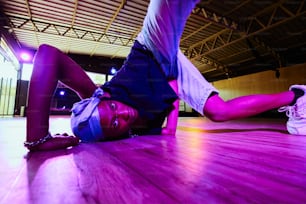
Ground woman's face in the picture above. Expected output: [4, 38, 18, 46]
[97, 100, 139, 139]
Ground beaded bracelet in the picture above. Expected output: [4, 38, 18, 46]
[24, 132, 53, 148]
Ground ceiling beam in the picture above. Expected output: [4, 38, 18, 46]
[223, 0, 252, 16]
[8, 16, 133, 47]
[186, 28, 233, 63]
[110, 26, 142, 59]
[181, 23, 212, 43]
[181, 6, 240, 70]
[90, 0, 127, 56]
[65, 0, 79, 53]
[183, 46, 226, 71]
[189, 0, 306, 62]
[24, 0, 39, 46]
[192, 7, 238, 30]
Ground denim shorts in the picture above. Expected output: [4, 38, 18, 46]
[177, 51, 218, 115]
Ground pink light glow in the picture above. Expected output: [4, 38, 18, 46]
[20, 52, 32, 62]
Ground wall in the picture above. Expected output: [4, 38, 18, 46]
[212, 63, 306, 100]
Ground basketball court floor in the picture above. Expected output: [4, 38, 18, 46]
[0, 116, 305, 204]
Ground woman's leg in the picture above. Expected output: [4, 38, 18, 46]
[203, 92, 295, 122]
[176, 50, 300, 122]
[137, 0, 200, 78]
[205, 87, 306, 136]
[26, 44, 97, 144]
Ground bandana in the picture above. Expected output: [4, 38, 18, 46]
[70, 88, 104, 142]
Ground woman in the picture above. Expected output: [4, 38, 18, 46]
[25, 0, 306, 151]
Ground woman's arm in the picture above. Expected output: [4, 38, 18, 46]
[26, 44, 97, 151]
[162, 79, 179, 136]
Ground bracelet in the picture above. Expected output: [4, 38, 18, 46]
[24, 132, 53, 148]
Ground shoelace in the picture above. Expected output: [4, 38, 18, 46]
[278, 105, 305, 119]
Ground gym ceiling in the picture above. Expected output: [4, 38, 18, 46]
[0, 0, 305, 81]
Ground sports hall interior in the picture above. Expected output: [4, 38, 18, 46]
[0, 1, 306, 203]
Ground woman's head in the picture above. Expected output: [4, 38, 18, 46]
[70, 88, 138, 142]
[97, 99, 139, 139]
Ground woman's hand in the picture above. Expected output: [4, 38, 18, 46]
[161, 127, 176, 136]
[162, 79, 179, 136]
[27, 133, 80, 151]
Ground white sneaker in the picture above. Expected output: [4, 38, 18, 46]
[278, 85, 306, 135]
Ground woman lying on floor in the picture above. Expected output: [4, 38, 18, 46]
[25, 0, 306, 151]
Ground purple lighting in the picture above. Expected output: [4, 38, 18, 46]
[20, 52, 32, 62]
[59, 90, 65, 96]
[110, 67, 117, 75]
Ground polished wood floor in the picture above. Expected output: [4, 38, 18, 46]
[0, 116, 306, 204]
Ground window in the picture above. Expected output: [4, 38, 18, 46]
[21, 63, 33, 81]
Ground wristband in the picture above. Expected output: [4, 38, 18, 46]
[24, 132, 53, 148]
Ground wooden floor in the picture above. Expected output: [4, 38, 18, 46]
[0, 116, 306, 204]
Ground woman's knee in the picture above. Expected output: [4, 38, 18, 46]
[205, 109, 229, 122]
[203, 95, 231, 122]
[37, 44, 58, 53]
[35, 44, 61, 63]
